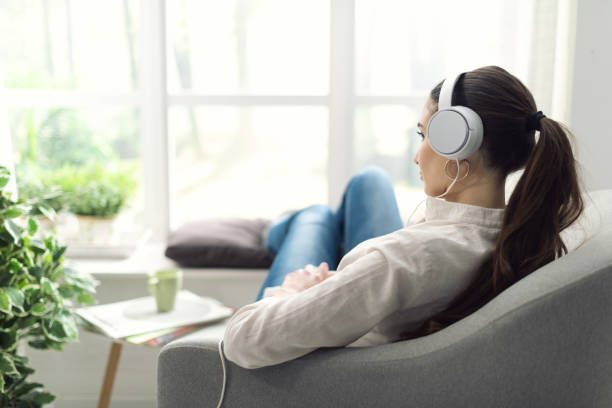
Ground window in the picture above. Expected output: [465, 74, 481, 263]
[2, 0, 569, 241]
[1, 0, 144, 229]
[166, 0, 330, 224]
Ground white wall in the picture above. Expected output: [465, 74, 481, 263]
[569, 0, 612, 190]
[0, 71, 17, 199]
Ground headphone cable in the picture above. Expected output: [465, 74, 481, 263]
[436, 158, 461, 199]
[216, 338, 228, 408]
[406, 159, 461, 224]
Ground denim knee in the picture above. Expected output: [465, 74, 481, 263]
[295, 204, 336, 226]
[348, 166, 391, 192]
[266, 204, 337, 254]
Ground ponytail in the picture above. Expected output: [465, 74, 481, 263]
[396, 68, 584, 341]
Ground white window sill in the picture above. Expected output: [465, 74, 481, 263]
[66, 242, 269, 279]
[66, 242, 268, 308]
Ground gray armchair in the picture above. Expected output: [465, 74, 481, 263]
[158, 190, 612, 408]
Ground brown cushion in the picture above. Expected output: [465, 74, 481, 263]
[164, 217, 274, 268]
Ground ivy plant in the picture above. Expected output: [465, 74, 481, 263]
[0, 166, 98, 407]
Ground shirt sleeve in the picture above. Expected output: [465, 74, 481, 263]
[222, 249, 408, 369]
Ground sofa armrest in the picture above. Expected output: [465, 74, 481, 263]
[157, 321, 227, 408]
[158, 320, 422, 408]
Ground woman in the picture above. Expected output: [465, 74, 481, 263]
[222, 66, 584, 369]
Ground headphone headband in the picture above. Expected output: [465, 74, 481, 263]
[438, 72, 464, 109]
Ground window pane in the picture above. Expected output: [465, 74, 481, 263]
[355, 105, 426, 220]
[170, 106, 327, 225]
[9, 107, 143, 217]
[355, 0, 548, 96]
[166, 0, 329, 94]
[0, 0, 140, 90]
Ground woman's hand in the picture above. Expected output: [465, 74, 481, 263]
[273, 262, 334, 298]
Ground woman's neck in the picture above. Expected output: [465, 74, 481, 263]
[443, 178, 506, 209]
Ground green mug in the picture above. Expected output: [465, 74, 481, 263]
[148, 268, 183, 313]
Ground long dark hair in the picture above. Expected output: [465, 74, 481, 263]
[397, 66, 584, 340]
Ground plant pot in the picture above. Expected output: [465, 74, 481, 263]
[34, 212, 79, 237]
[75, 215, 119, 245]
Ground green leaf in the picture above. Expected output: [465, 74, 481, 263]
[22, 250, 34, 268]
[11, 309, 29, 318]
[50, 266, 64, 281]
[37, 205, 55, 221]
[33, 391, 55, 404]
[40, 278, 58, 298]
[57, 312, 78, 340]
[12, 354, 29, 366]
[77, 293, 95, 305]
[0, 233, 11, 245]
[67, 276, 98, 293]
[4, 219, 22, 244]
[0, 373, 4, 393]
[44, 338, 63, 351]
[13, 381, 43, 398]
[0, 174, 9, 189]
[3, 207, 23, 218]
[9, 258, 25, 274]
[43, 237, 54, 251]
[21, 283, 40, 295]
[42, 319, 66, 342]
[18, 364, 35, 376]
[0, 352, 19, 376]
[0, 292, 11, 315]
[27, 218, 38, 235]
[28, 266, 44, 279]
[27, 339, 47, 350]
[30, 303, 48, 316]
[52, 246, 66, 262]
[16, 316, 38, 332]
[4, 287, 25, 310]
[29, 239, 46, 254]
[58, 285, 75, 299]
[0, 330, 18, 352]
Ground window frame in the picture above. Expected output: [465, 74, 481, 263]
[4, 0, 575, 242]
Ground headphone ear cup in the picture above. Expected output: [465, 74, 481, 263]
[426, 106, 483, 160]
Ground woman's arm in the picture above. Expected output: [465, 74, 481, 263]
[222, 250, 405, 369]
[271, 262, 334, 299]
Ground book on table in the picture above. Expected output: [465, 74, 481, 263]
[74, 290, 234, 341]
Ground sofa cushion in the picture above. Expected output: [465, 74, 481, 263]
[165, 218, 274, 268]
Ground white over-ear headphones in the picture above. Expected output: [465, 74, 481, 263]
[426, 72, 483, 160]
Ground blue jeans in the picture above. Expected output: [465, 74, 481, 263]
[255, 166, 404, 301]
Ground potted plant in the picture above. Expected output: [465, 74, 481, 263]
[67, 180, 128, 244]
[0, 165, 98, 407]
[66, 163, 137, 245]
[17, 162, 137, 245]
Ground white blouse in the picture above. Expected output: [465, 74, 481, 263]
[222, 197, 505, 369]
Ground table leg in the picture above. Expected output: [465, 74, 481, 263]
[98, 341, 123, 408]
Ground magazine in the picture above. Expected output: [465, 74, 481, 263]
[145, 325, 201, 347]
[75, 290, 233, 339]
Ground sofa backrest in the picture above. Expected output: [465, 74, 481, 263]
[392, 189, 612, 357]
